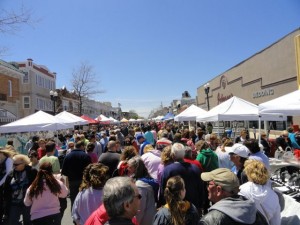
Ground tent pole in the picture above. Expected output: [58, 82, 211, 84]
[258, 116, 261, 144]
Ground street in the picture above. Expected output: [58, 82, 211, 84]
[62, 198, 74, 224]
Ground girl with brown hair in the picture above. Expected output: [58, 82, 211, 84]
[153, 176, 199, 225]
[24, 162, 68, 225]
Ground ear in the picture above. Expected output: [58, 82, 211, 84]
[216, 185, 223, 196]
[123, 201, 131, 211]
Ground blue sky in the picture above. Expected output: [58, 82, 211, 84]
[1, 0, 300, 118]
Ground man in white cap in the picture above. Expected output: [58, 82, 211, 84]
[198, 168, 268, 225]
[228, 143, 250, 185]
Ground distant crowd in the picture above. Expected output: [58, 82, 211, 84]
[1, 121, 298, 225]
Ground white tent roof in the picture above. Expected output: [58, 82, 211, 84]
[196, 96, 286, 122]
[174, 104, 207, 122]
[109, 117, 119, 123]
[0, 110, 73, 133]
[153, 115, 163, 121]
[55, 111, 89, 126]
[95, 114, 112, 123]
[258, 90, 300, 116]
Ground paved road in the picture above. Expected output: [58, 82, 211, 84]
[62, 198, 74, 224]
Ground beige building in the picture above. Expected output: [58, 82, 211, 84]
[196, 28, 300, 128]
[17, 58, 57, 117]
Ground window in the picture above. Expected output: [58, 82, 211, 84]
[62, 100, 69, 111]
[8, 80, 12, 97]
[23, 72, 29, 83]
[23, 96, 30, 109]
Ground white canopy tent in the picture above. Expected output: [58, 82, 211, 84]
[196, 96, 286, 122]
[258, 89, 300, 116]
[55, 111, 89, 126]
[0, 110, 73, 133]
[95, 114, 112, 123]
[152, 116, 163, 121]
[109, 117, 120, 123]
[174, 104, 207, 122]
[196, 96, 286, 140]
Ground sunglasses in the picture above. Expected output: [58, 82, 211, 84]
[13, 163, 23, 166]
[134, 194, 142, 200]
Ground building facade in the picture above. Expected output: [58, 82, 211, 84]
[17, 58, 57, 117]
[0, 60, 24, 124]
[196, 28, 300, 126]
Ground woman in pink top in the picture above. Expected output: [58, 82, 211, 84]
[24, 162, 68, 225]
[86, 143, 98, 163]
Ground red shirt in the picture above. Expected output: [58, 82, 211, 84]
[184, 158, 203, 172]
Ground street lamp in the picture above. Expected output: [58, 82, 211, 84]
[49, 90, 58, 115]
[204, 83, 210, 110]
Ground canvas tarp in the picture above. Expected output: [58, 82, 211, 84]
[0, 110, 73, 133]
[174, 104, 207, 122]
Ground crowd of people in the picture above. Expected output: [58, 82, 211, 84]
[0, 121, 296, 225]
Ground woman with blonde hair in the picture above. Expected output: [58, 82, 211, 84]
[3, 154, 37, 225]
[153, 176, 199, 225]
[72, 163, 109, 225]
[157, 145, 174, 187]
[239, 160, 281, 225]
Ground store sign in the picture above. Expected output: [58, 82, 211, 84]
[217, 93, 233, 104]
[253, 88, 274, 98]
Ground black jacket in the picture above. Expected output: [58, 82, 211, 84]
[3, 165, 37, 215]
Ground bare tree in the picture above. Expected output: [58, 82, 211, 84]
[0, 5, 34, 34]
[0, 4, 37, 55]
[72, 62, 104, 115]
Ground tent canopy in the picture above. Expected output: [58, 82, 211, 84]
[0, 110, 73, 133]
[174, 104, 207, 122]
[162, 112, 175, 121]
[55, 111, 89, 126]
[109, 117, 119, 123]
[259, 90, 300, 116]
[196, 96, 286, 122]
[120, 118, 129, 123]
[81, 115, 99, 124]
[95, 114, 112, 124]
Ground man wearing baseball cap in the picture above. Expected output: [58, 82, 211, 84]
[228, 143, 250, 185]
[198, 168, 268, 225]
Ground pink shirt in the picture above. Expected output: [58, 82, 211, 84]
[24, 179, 68, 220]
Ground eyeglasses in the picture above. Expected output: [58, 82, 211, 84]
[13, 162, 23, 166]
[134, 194, 142, 200]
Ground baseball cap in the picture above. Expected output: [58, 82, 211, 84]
[201, 168, 240, 193]
[228, 143, 250, 158]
